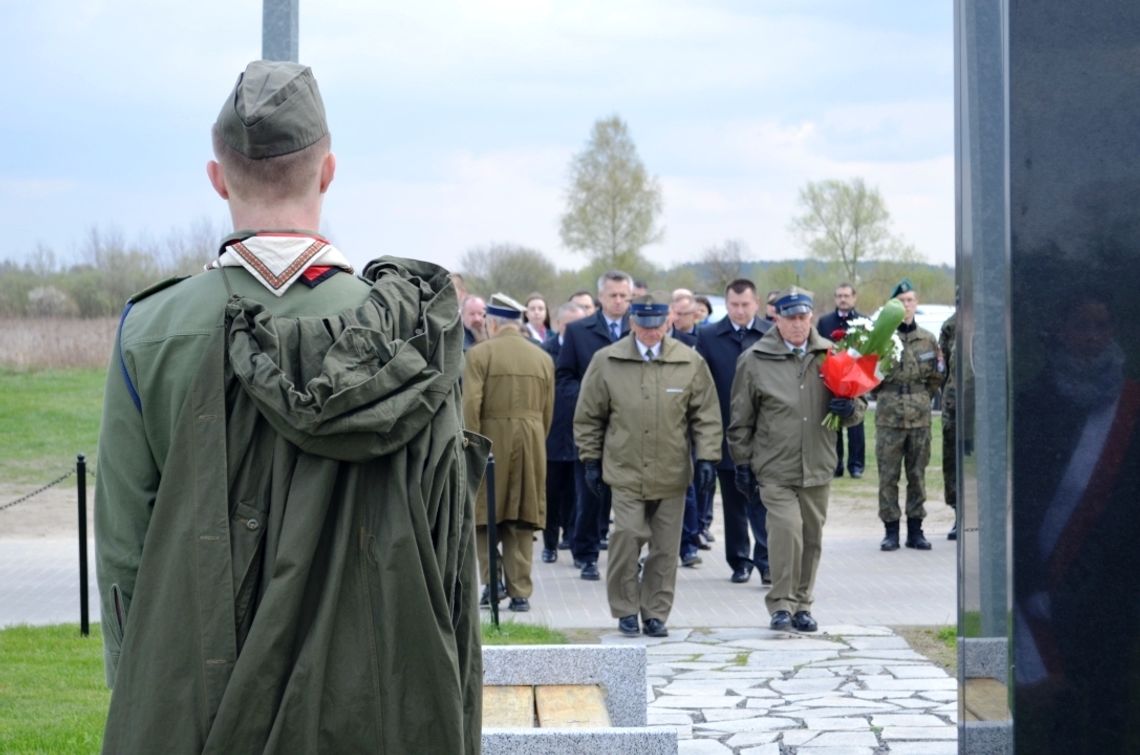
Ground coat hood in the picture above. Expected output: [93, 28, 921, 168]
[225, 257, 461, 462]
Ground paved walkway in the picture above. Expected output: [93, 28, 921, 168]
[627, 625, 957, 754]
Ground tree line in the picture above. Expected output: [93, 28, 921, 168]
[3, 115, 954, 318]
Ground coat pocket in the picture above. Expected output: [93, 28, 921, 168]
[230, 500, 267, 649]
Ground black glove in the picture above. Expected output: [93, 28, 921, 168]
[734, 464, 757, 499]
[696, 460, 717, 497]
[584, 459, 607, 500]
[828, 397, 856, 418]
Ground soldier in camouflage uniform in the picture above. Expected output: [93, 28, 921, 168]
[876, 279, 944, 551]
[939, 312, 957, 541]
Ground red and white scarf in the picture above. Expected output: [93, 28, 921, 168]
[208, 232, 353, 296]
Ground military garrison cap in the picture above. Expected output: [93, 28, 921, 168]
[486, 292, 525, 319]
[891, 278, 915, 298]
[774, 286, 814, 316]
[630, 291, 671, 328]
[216, 61, 329, 159]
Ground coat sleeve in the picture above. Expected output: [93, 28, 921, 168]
[542, 357, 555, 436]
[726, 353, 757, 466]
[95, 322, 160, 688]
[572, 356, 609, 462]
[842, 395, 868, 428]
[555, 323, 583, 393]
[462, 349, 485, 435]
[688, 360, 723, 463]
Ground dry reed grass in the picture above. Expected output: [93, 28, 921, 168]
[0, 318, 117, 371]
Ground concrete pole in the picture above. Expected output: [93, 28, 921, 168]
[262, 0, 299, 62]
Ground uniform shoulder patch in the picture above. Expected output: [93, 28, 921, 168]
[128, 275, 191, 304]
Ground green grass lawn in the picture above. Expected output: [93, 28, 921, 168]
[0, 621, 567, 751]
[0, 369, 105, 485]
[0, 625, 109, 754]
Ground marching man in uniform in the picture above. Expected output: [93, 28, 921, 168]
[574, 293, 721, 637]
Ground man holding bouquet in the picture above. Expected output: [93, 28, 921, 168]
[816, 282, 867, 478]
[728, 287, 866, 633]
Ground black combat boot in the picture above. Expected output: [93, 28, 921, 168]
[906, 518, 932, 550]
[880, 520, 900, 551]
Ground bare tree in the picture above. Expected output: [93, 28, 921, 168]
[701, 238, 748, 293]
[559, 115, 664, 271]
[460, 243, 558, 299]
[789, 177, 921, 283]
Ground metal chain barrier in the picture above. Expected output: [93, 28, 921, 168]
[0, 469, 77, 512]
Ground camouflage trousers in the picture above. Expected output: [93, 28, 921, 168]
[876, 425, 931, 522]
[942, 386, 956, 509]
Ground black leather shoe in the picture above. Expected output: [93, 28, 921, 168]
[573, 558, 585, 569]
[792, 611, 818, 632]
[580, 562, 600, 581]
[833, 467, 843, 478]
[479, 584, 505, 607]
[618, 615, 640, 636]
[541, 549, 557, 563]
[681, 553, 702, 567]
[696, 533, 712, 550]
[850, 468, 863, 479]
[769, 610, 792, 631]
[760, 568, 772, 585]
[599, 536, 609, 551]
[947, 520, 958, 540]
[730, 566, 752, 584]
[701, 528, 715, 544]
[508, 597, 530, 612]
[558, 538, 572, 550]
[643, 618, 669, 638]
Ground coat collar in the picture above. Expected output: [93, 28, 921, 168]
[751, 324, 831, 357]
[608, 334, 687, 362]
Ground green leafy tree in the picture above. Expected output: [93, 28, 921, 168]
[789, 177, 920, 284]
[559, 115, 664, 271]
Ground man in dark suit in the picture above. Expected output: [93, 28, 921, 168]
[668, 289, 704, 567]
[541, 301, 588, 562]
[696, 278, 772, 584]
[557, 270, 634, 580]
[815, 282, 866, 477]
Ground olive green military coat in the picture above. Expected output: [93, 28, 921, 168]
[728, 326, 866, 487]
[95, 257, 487, 754]
[463, 326, 554, 528]
[573, 335, 721, 500]
[875, 323, 943, 428]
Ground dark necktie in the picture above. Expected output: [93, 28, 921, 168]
[609, 321, 620, 341]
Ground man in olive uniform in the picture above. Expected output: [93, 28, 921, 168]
[729, 287, 865, 633]
[939, 311, 958, 540]
[95, 62, 486, 753]
[876, 278, 945, 551]
[574, 293, 722, 637]
[464, 293, 555, 613]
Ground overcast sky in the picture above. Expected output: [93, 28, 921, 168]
[3, 1, 953, 274]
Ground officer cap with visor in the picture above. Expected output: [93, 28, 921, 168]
[774, 286, 815, 317]
[629, 292, 671, 328]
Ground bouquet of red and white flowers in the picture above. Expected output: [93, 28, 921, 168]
[819, 299, 906, 430]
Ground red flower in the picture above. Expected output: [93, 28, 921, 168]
[830, 328, 847, 342]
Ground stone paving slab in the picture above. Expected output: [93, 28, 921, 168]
[636, 627, 958, 753]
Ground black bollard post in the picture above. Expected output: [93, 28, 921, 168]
[77, 454, 89, 637]
[486, 453, 500, 628]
